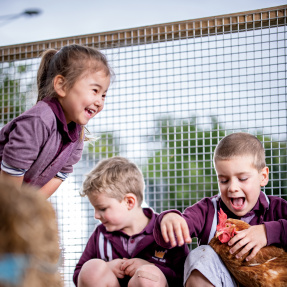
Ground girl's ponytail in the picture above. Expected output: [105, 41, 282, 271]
[37, 49, 57, 102]
[37, 45, 113, 103]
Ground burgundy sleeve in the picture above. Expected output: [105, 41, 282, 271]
[264, 197, 287, 250]
[2, 116, 48, 169]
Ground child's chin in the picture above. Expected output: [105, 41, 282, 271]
[228, 203, 248, 217]
[231, 207, 250, 217]
[104, 225, 118, 232]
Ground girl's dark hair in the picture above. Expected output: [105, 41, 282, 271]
[37, 44, 113, 102]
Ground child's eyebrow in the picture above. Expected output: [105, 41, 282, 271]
[90, 83, 108, 93]
[94, 202, 105, 206]
[217, 172, 250, 177]
[92, 203, 106, 208]
[90, 83, 102, 88]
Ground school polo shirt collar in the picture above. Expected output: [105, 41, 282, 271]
[218, 191, 269, 220]
[43, 98, 82, 142]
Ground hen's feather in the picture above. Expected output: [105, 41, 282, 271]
[209, 211, 287, 287]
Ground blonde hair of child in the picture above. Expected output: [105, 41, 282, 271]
[82, 157, 145, 205]
[213, 132, 266, 171]
[37, 44, 113, 102]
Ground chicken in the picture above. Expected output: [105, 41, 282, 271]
[209, 208, 287, 287]
[0, 181, 63, 287]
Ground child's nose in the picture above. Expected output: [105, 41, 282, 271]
[228, 180, 239, 193]
[94, 95, 104, 107]
[94, 210, 101, 219]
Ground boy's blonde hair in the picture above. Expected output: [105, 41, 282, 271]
[82, 156, 145, 205]
[213, 132, 266, 171]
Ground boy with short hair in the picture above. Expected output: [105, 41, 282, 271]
[153, 132, 287, 287]
[73, 156, 188, 287]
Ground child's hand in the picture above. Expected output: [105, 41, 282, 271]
[161, 212, 191, 247]
[228, 224, 267, 261]
[121, 258, 152, 277]
[107, 259, 125, 278]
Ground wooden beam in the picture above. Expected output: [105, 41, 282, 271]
[1, 5, 286, 62]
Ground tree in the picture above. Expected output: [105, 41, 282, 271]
[257, 135, 287, 200]
[85, 132, 120, 160]
[0, 64, 29, 126]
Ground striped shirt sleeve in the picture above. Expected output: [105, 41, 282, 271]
[55, 171, 69, 181]
[1, 161, 69, 181]
[1, 161, 27, 176]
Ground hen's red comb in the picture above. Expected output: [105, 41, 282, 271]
[218, 208, 227, 226]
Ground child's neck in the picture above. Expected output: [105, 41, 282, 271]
[124, 207, 150, 236]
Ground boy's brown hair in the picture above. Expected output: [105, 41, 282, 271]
[82, 156, 145, 205]
[213, 132, 266, 171]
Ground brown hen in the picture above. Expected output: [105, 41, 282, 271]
[209, 209, 287, 287]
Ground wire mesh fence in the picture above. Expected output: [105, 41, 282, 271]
[1, 5, 287, 286]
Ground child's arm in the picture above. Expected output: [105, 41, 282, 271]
[0, 170, 62, 199]
[0, 170, 24, 187]
[228, 224, 267, 261]
[39, 177, 63, 199]
[160, 212, 192, 247]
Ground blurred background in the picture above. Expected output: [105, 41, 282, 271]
[1, 1, 287, 287]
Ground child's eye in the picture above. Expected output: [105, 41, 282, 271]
[93, 89, 98, 94]
[219, 179, 228, 184]
[239, 178, 248, 181]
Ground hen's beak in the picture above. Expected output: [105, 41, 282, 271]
[215, 231, 223, 238]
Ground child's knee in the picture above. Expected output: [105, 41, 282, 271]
[129, 265, 167, 287]
[78, 259, 108, 286]
[186, 269, 213, 287]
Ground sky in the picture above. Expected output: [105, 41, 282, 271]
[1, 0, 286, 47]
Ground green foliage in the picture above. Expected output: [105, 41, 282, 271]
[257, 135, 287, 200]
[0, 65, 27, 125]
[144, 117, 287, 212]
[86, 133, 120, 160]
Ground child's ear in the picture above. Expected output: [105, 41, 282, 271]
[54, 75, 66, 98]
[124, 193, 137, 210]
[260, 166, 269, 187]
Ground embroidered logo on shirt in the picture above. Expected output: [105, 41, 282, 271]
[152, 250, 167, 263]
[154, 250, 166, 259]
